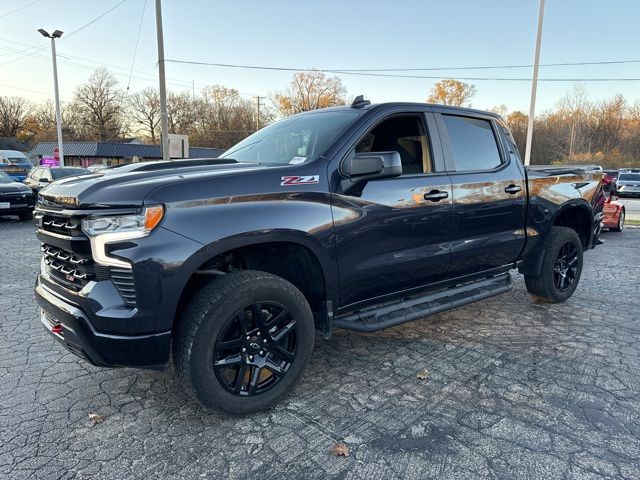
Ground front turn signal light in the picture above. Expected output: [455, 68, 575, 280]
[144, 205, 164, 231]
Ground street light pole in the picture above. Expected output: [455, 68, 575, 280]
[154, 0, 170, 161]
[523, 0, 545, 166]
[255, 95, 265, 131]
[38, 29, 64, 167]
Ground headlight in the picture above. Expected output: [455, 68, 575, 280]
[82, 205, 164, 237]
[82, 205, 164, 268]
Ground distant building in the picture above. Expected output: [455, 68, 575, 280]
[29, 139, 223, 167]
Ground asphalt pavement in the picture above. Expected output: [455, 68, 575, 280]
[1, 217, 639, 479]
[618, 197, 640, 220]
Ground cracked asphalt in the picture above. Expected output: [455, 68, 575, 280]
[1, 217, 639, 479]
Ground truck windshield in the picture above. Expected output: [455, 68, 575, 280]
[0, 171, 13, 183]
[220, 110, 360, 165]
[619, 173, 640, 182]
[4, 157, 32, 165]
[50, 167, 89, 179]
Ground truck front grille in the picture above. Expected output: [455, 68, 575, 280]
[42, 214, 83, 236]
[41, 244, 109, 291]
[38, 211, 137, 307]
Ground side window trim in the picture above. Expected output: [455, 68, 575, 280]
[435, 112, 508, 174]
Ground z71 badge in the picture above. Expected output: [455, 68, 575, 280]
[281, 175, 319, 186]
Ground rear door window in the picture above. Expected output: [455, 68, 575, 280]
[443, 115, 502, 171]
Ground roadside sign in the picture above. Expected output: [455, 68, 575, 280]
[41, 156, 59, 167]
[169, 134, 189, 158]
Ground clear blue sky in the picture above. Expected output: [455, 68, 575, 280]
[0, 0, 639, 113]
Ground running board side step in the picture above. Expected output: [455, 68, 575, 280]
[334, 273, 513, 332]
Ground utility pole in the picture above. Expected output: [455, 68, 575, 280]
[38, 29, 64, 167]
[155, 0, 170, 161]
[524, 0, 545, 166]
[255, 95, 265, 131]
[568, 121, 576, 164]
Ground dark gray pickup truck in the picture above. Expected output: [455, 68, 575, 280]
[35, 99, 604, 413]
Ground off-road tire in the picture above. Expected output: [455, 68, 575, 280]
[524, 226, 583, 303]
[173, 270, 315, 414]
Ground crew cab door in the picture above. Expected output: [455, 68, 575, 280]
[434, 111, 527, 276]
[331, 109, 453, 310]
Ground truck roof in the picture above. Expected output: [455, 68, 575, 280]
[304, 102, 504, 120]
[0, 150, 28, 157]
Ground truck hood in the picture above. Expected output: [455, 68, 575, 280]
[38, 161, 265, 209]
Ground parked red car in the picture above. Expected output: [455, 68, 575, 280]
[602, 174, 625, 232]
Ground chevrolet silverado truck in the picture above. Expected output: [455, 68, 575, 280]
[34, 99, 604, 413]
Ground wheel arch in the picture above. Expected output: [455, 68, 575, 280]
[551, 200, 593, 248]
[172, 229, 338, 331]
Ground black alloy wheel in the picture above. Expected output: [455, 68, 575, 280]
[553, 242, 579, 291]
[213, 302, 297, 396]
[174, 270, 315, 413]
[524, 226, 583, 303]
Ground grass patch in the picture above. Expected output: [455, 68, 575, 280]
[626, 218, 640, 227]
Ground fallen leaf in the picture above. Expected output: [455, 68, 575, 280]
[330, 443, 350, 457]
[88, 413, 103, 424]
[416, 368, 430, 380]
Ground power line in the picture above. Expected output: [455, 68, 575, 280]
[330, 59, 640, 72]
[0, 41, 263, 99]
[164, 59, 640, 82]
[63, 0, 128, 41]
[0, 0, 128, 67]
[0, 0, 41, 19]
[126, 0, 147, 92]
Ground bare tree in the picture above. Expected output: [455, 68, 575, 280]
[557, 83, 590, 162]
[69, 68, 126, 141]
[506, 111, 528, 156]
[275, 71, 347, 116]
[592, 94, 626, 156]
[167, 91, 200, 136]
[427, 79, 476, 107]
[128, 87, 161, 142]
[191, 86, 255, 148]
[0, 96, 33, 137]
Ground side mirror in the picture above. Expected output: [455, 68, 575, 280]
[344, 151, 402, 182]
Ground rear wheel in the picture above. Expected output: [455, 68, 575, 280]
[18, 211, 32, 221]
[174, 270, 315, 414]
[610, 208, 625, 232]
[524, 226, 583, 303]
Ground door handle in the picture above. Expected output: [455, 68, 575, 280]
[504, 184, 522, 194]
[424, 190, 449, 202]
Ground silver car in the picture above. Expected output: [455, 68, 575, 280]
[617, 172, 640, 197]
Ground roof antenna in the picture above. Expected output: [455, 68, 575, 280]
[351, 95, 371, 108]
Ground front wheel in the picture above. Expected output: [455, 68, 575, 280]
[174, 270, 315, 414]
[524, 226, 584, 303]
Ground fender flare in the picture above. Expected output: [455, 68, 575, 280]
[172, 228, 339, 313]
[519, 199, 593, 277]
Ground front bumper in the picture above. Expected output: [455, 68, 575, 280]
[0, 194, 34, 215]
[35, 277, 171, 368]
[618, 185, 640, 196]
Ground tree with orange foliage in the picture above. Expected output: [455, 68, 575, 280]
[275, 71, 347, 116]
[427, 79, 476, 107]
